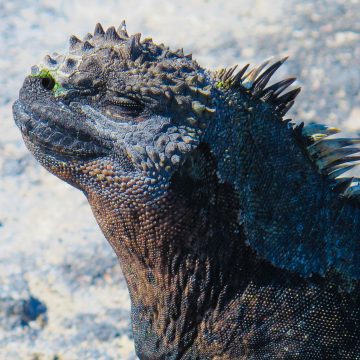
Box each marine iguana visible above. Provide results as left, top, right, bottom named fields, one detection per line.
left=13, top=22, right=360, bottom=359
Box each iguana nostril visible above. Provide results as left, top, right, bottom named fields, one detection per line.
left=41, top=76, right=55, bottom=90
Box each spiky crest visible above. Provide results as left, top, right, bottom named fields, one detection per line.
left=215, top=57, right=300, bottom=117
left=216, top=58, right=360, bottom=202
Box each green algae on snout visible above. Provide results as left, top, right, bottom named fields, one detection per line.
left=31, top=68, right=66, bottom=97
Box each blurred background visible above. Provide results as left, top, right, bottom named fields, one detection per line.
left=0, top=0, right=359, bottom=359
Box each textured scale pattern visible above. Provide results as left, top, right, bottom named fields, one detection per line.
left=13, top=22, right=360, bottom=359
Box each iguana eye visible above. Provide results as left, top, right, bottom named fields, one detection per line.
left=41, top=76, right=55, bottom=90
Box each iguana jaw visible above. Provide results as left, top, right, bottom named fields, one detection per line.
left=13, top=99, right=108, bottom=160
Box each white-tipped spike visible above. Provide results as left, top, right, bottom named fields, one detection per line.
left=307, top=138, right=360, bottom=157
left=343, top=182, right=360, bottom=198
left=117, top=20, right=129, bottom=38
left=310, top=134, right=328, bottom=142
left=328, top=163, right=358, bottom=179
left=302, top=124, right=340, bottom=138
left=316, top=148, right=360, bottom=170
left=242, top=58, right=273, bottom=89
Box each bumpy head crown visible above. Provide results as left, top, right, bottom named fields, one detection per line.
left=24, top=22, right=218, bottom=184
left=31, top=21, right=216, bottom=128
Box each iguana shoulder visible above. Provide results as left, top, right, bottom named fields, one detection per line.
left=205, top=58, right=360, bottom=281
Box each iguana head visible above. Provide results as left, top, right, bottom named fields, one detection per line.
left=13, top=22, right=216, bottom=199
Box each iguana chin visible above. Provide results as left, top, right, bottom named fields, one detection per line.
left=13, top=22, right=360, bottom=359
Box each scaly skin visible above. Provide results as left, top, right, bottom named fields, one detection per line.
left=13, top=22, right=360, bottom=359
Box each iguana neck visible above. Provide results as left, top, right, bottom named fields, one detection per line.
left=204, top=87, right=360, bottom=279
left=85, top=146, right=246, bottom=357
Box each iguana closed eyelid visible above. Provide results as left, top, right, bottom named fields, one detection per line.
left=110, top=95, right=142, bottom=107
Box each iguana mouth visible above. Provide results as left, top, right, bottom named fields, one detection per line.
left=13, top=99, right=107, bottom=158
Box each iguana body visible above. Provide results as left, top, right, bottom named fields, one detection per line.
left=13, top=22, right=360, bottom=359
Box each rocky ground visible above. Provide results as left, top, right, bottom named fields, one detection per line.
left=0, top=0, right=359, bottom=359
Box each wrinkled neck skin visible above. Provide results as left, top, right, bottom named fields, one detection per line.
left=84, top=146, right=246, bottom=359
